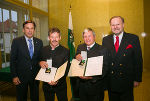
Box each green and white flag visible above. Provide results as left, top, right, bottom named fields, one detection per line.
left=68, top=11, right=75, bottom=62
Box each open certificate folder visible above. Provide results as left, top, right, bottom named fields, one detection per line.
left=68, top=56, right=103, bottom=77
left=35, top=61, right=68, bottom=82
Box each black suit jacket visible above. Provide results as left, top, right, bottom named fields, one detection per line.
left=10, top=36, right=43, bottom=83
left=76, top=43, right=111, bottom=94
left=102, top=32, right=143, bottom=92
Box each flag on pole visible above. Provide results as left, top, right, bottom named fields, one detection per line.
left=68, top=11, right=80, bottom=100
left=68, top=11, right=75, bottom=61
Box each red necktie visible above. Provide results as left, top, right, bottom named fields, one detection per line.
left=115, top=36, right=119, bottom=53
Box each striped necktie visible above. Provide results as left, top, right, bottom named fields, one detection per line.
left=28, top=39, right=33, bottom=58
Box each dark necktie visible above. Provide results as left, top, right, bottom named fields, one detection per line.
left=115, top=36, right=119, bottom=53
left=28, top=39, right=33, bottom=58
left=87, top=47, right=90, bottom=51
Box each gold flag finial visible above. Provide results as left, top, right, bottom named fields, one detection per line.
left=69, top=4, right=72, bottom=11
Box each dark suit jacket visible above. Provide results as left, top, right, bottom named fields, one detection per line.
left=76, top=43, right=111, bottom=95
left=10, top=36, right=43, bottom=83
left=102, top=32, right=143, bottom=92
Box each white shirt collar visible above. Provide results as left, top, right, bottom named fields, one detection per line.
left=24, top=35, right=34, bottom=51
left=113, top=32, right=124, bottom=45
left=50, top=44, right=60, bottom=50
left=24, top=35, right=33, bottom=41
left=114, top=32, right=123, bottom=38
left=87, top=42, right=95, bottom=49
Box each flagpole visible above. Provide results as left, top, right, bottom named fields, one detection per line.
left=69, top=4, right=72, bottom=11
left=68, top=4, right=80, bottom=101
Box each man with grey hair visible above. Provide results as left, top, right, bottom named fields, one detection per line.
left=76, top=28, right=110, bottom=101
left=102, top=16, right=143, bottom=101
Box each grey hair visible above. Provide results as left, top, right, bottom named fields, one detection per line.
left=82, top=28, right=95, bottom=37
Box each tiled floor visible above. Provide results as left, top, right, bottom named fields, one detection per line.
left=0, top=71, right=150, bottom=101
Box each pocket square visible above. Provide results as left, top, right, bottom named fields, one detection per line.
left=126, top=44, right=133, bottom=49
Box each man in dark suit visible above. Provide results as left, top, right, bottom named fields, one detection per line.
left=76, top=28, right=110, bottom=101
left=39, top=27, right=69, bottom=101
left=102, top=16, right=143, bottom=101
left=10, top=20, right=43, bottom=101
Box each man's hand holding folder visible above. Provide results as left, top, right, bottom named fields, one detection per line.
left=68, top=54, right=103, bottom=77
left=35, top=61, right=68, bottom=83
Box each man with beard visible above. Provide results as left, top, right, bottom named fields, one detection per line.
left=102, top=16, right=143, bottom=101
left=39, top=27, right=69, bottom=101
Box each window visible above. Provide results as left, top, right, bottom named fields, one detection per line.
left=18, top=0, right=29, bottom=4
left=0, top=3, right=29, bottom=68
left=0, top=0, right=48, bottom=68
left=33, top=17, right=40, bottom=38
left=32, top=0, right=48, bottom=12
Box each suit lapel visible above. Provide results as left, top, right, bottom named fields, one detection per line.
left=109, top=35, right=116, bottom=58
left=83, top=43, right=88, bottom=51
left=32, top=37, right=38, bottom=59
left=116, top=32, right=128, bottom=56
left=22, top=36, right=31, bottom=59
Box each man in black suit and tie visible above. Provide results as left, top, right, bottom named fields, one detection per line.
left=102, top=16, right=143, bottom=101
left=76, top=28, right=110, bottom=101
left=10, top=20, right=43, bottom=101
